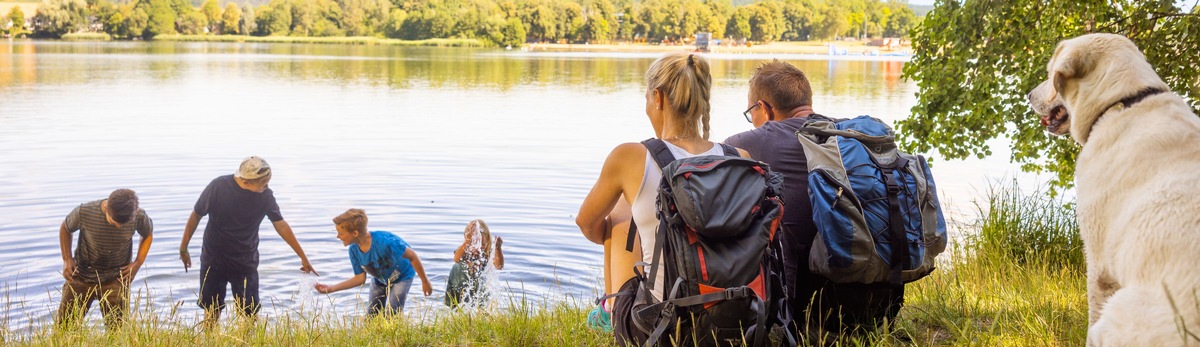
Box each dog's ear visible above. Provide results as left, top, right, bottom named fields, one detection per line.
left=1049, top=39, right=1088, bottom=98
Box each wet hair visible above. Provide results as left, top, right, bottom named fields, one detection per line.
left=333, top=208, right=368, bottom=234
left=107, top=189, right=138, bottom=225
left=645, top=52, right=713, bottom=140
left=465, top=219, right=492, bottom=254
left=749, top=60, right=813, bottom=111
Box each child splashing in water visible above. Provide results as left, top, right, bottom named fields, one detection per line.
left=444, top=219, right=504, bottom=308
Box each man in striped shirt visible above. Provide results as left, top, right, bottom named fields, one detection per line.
left=56, top=188, right=153, bottom=328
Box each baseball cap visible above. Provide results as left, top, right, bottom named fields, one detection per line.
left=236, top=156, right=272, bottom=180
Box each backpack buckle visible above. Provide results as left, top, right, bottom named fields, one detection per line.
left=725, top=287, right=753, bottom=300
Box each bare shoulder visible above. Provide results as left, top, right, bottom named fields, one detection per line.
left=734, top=147, right=753, bottom=159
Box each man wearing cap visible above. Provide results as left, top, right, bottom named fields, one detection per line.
left=179, top=156, right=318, bottom=328
left=56, top=188, right=153, bottom=329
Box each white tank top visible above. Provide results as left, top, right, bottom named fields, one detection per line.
left=631, top=141, right=727, bottom=300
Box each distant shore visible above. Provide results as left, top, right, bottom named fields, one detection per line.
left=525, top=40, right=911, bottom=57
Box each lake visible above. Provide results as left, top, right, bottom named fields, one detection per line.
left=0, top=40, right=1040, bottom=330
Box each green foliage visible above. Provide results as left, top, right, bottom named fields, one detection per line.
left=178, top=9, right=208, bottom=34
left=200, top=0, right=220, bottom=33
left=141, top=0, right=177, bottom=38
left=31, top=0, right=89, bottom=38
left=222, top=3, right=242, bottom=34
left=901, top=0, right=1200, bottom=189
left=5, top=6, right=27, bottom=37
left=240, top=3, right=255, bottom=35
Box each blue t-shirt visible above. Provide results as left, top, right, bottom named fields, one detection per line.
left=348, top=231, right=415, bottom=286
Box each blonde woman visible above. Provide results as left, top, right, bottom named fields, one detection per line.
left=444, top=219, right=504, bottom=308
left=576, top=52, right=750, bottom=335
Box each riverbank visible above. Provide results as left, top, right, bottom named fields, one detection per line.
left=526, top=40, right=908, bottom=56
left=152, top=34, right=486, bottom=47
left=1, top=183, right=1085, bottom=346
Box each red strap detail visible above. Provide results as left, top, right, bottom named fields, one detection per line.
left=698, top=284, right=723, bottom=310
left=768, top=197, right=783, bottom=240
left=685, top=225, right=698, bottom=244
left=748, top=270, right=766, bottom=300
left=683, top=172, right=692, bottom=180
left=753, top=166, right=765, bottom=175
left=697, top=245, right=709, bottom=282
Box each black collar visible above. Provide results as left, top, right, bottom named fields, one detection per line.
left=1087, top=87, right=1169, bottom=137
left=1113, top=87, right=1169, bottom=109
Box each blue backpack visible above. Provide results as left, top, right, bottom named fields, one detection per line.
left=795, top=116, right=947, bottom=284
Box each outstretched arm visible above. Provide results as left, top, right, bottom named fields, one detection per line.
left=403, top=248, right=433, bottom=296
left=273, top=220, right=318, bottom=276
left=314, top=273, right=366, bottom=294
left=180, top=211, right=201, bottom=272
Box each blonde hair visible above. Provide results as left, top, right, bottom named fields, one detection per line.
left=333, top=209, right=368, bottom=234
left=466, top=219, right=492, bottom=254
left=645, top=52, right=713, bottom=140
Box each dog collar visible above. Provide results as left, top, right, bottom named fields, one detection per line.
left=1088, top=87, right=1170, bottom=137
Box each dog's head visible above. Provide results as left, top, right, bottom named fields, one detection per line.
left=1026, top=33, right=1169, bottom=144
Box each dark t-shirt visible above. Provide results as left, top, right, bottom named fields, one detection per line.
left=194, top=175, right=283, bottom=269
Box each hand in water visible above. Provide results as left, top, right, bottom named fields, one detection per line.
left=314, top=283, right=332, bottom=294
left=422, top=280, right=433, bottom=296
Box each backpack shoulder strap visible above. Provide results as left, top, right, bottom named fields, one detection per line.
left=640, top=138, right=675, bottom=170
left=718, top=143, right=739, bottom=157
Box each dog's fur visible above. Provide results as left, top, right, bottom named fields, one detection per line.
left=1028, top=33, right=1200, bottom=346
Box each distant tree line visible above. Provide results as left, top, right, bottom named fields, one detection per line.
left=23, top=0, right=918, bottom=46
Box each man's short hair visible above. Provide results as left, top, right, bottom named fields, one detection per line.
left=333, top=209, right=368, bottom=234
left=749, top=60, right=813, bottom=112
left=107, top=189, right=138, bottom=224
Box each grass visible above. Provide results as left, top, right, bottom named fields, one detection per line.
left=0, top=181, right=1085, bottom=346
left=151, top=35, right=487, bottom=47
left=59, top=33, right=113, bottom=41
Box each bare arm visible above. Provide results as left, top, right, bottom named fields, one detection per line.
left=577, top=143, right=641, bottom=244
left=273, top=220, right=318, bottom=276
left=59, top=222, right=75, bottom=281
left=121, top=233, right=153, bottom=282
left=179, top=211, right=201, bottom=271
left=403, top=248, right=433, bottom=296
left=314, top=273, right=366, bottom=294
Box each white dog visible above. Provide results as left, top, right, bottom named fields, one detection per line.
left=1028, top=33, right=1200, bottom=346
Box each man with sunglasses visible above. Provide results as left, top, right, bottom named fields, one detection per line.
left=179, top=156, right=318, bottom=329
left=724, top=61, right=902, bottom=338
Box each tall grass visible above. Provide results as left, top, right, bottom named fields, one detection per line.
left=1, top=181, right=1085, bottom=346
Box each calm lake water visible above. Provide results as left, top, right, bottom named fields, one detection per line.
left=0, top=40, right=1039, bottom=330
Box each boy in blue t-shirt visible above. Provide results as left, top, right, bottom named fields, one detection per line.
left=314, top=209, right=432, bottom=315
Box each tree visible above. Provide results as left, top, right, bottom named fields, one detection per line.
left=126, top=7, right=148, bottom=37
left=178, top=9, right=208, bottom=34
left=200, top=0, right=221, bottom=33
left=31, top=0, right=89, bottom=37
left=6, top=6, right=27, bottom=37
left=222, top=3, right=242, bottom=34
left=725, top=6, right=750, bottom=40
left=142, top=0, right=177, bottom=38
left=901, top=0, right=1200, bottom=188
left=240, top=3, right=255, bottom=36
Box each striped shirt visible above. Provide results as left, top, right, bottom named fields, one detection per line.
left=63, top=199, right=153, bottom=283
